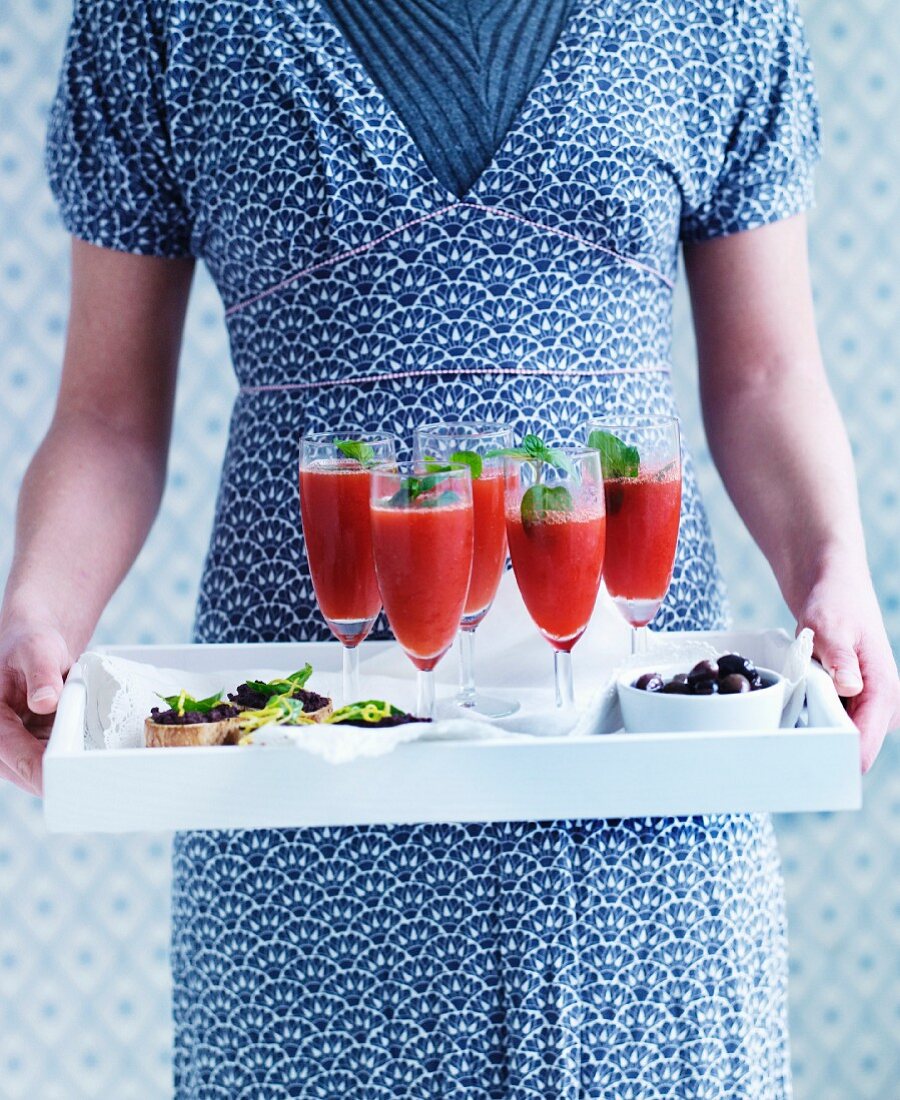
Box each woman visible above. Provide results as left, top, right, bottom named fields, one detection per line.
left=2, top=0, right=898, bottom=1095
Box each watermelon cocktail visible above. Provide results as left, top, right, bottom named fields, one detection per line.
left=586, top=417, right=682, bottom=651
left=502, top=437, right=606, bottom=708
left=299, top=431, right=399, bottom=701
left=413, top=423, right=516, bottom=717
left=370, top=463, right=474, bottom=719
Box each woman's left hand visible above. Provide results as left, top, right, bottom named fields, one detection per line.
left=797, top=564, right=900, bottom=773
left=684, top=220, right=899, bottom=773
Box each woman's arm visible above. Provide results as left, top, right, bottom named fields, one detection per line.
left=0, top=239, right=194, bottom=793
left=684, top=215, right=899, bottom=771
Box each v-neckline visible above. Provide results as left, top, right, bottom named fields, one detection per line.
left=312, top=0, right=586, bottom=204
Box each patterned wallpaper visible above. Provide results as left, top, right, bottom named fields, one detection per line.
left=0, top=0, right=897, bottom=1096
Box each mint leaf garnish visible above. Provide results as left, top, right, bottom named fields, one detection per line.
left=522, top=434, right=554, bottom=463
left=388, top=486, right=412, bottom=506
left=422, top=455, right=452, bottom=474
left=548, top=448, right=575, bottom=478
left=588, top=430, right=640, bottom=479
left=488, top=434, right=570, bottom=472
left=244, top=665, right=313, bottom=699
left=520, top=484, right=574, bottom=530
left=388, top=474, right=448, bottom=507
left=334, top=438, right=376, bottom=466
left=161, top=689, right=225, bottom=715
left=423, top=450, right=484, bottom=479
left=449, top=450, right=483, bottom=479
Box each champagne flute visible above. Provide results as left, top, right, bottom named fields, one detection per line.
left=584, top=416, right=682, bottom=654
left=299, top=430, right=399, bottom=702
left=369, top=462, right=474, bottom=719
left=504, top=441, right=606, bottom=708
left=413, top=422, right=518, bottom=718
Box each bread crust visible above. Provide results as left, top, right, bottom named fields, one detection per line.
left=145, top=694, right=333, bottom=746
left=144, top=716, right=242, bottom=748
left=304, top=700, right=333, bottom=723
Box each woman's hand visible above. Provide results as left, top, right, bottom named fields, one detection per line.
left=0, top=616, right=72, bottom=796
left=685, top=218, right=898, bottom=772
left=797, top=564, right=900, bottom=773
left=0, top=242, right=193, bottom=797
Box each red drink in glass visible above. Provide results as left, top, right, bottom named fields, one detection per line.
left=412, top=422, right=516, bottom=718
left=503, top=443, right=606, bottom=708
left=465, top=471, right=507, bottom=623
left=506, top=507, right=606, bottom=651
left=299, top=462, right=382, bottom=644
left=299, top=430, right=399, bottom=703
left=370, top=463, right=474, bottom=718
left=584, top=416, right=682, bottom=649
left=603, top=474, right=681, bottom=620
left=371, top=501, right=473, bottom=670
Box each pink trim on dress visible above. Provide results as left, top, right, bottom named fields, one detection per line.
left=239, top=364, right=671, bottom=395
left=224, top=204, right=459, bottom=317
left=225, top=201, right=674, bottom=317
left=459, top=202, right=676, bottom=289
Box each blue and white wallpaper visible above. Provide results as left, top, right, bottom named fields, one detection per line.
left=0, top=0, right=898, bottom=1096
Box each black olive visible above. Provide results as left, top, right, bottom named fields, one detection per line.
left=661, top=679, right=691, bottom=695
left=719, top=673, right=751, bottom=695
left=687, top=659, right=719, bottom=686
left=692, top=680, right=719, bottom=696
left=717, top=653, right=756, bottom=678
left=671, top=673, right=689, bottom=685
left=633, top=672, right=665, bottom=692
left=749, top=672, right=764, bottom=690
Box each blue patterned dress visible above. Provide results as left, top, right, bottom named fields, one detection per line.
left=47, top=1, right=820, bottom=1096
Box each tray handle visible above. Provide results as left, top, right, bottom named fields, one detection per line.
left=45, top=661, right=87, bottom=758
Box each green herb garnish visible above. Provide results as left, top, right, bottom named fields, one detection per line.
left=449, top=450, right=483, bottom=479
left=389, top=476, right=461, bottom=508
left=588, top=429, right=640, bottom=479
left=389, top=474, right=439, bottom=506
left=328, top=700, right=406, bottom=724
left=488, top=433, right=573, bottom=476
left=239, top=695, right=317, bottom=737
left=423, top=450, right=484, bottom=479
left=334, top=438, right=376, bottom=466
left=243, top=665, right=313, bottom=699
left=487, top=433, right=575, bottom=528
left=160, top=689, right=226, bottom=717
left=520, top=484, right=574, bottom=530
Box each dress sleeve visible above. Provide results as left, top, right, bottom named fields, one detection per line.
left=679, top=0, right=821, bottom=242
left=45, top=0, right=193, bottom=257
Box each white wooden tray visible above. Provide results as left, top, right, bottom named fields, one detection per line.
left=43, top=632, right=861, bottom=833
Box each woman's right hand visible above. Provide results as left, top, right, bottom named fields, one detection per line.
left=0, top=617, right=72, bottom=796
left=0, top=243, right=193, bottom=797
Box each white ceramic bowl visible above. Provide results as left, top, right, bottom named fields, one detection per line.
left=616, top=662, right=786, bottom=733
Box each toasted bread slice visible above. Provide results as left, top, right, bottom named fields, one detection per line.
left=304, top=699, right=333, bottom=723
left=228, top=682, right=334, bottom=724
left=144, top=715, right=242, bottom=748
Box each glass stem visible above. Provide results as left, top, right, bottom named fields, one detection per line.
left=416, top=668, right=436, bottom=720
left=342, top=644, right=360, bottom=705
left=631, top=625, right=650, bottom=656
left=458, top=628, right=477, bottom=708
left=554, top=649, right=575, bottom=709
